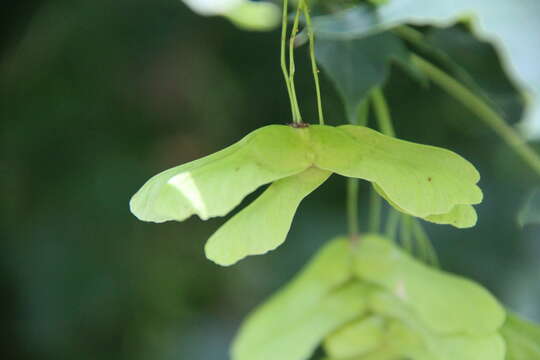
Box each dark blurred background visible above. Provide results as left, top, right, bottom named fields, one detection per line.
left=1, top=1, right=539, bottom=359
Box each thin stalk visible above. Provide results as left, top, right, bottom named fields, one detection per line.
left=347, top=178, right=360, bottom=242
left=370, top=88, right=397, bottom=236
left=356, top=99, right=370, bottom=126
left=302, top=1, right=325, bottom=125
left=400, top=214, right=414, bottom=253
left=280, top=0, right=296, bottom=122
left=345, top=69, right=369, bottom=242
left=412, top=54, right=540, bottom=177
left=393, top=25, right=429, bottom=52
left=385, top=209, right=400, bottom=241
left=289, top=1, right=303, bottom=123
left=371, top=87, right=396, bottom=137
left=368, top=188, right=381, bottom=233
left=412, top=219, right=439, bottom=267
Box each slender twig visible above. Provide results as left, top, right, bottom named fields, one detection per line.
left=371, top=87, right=396, bottom=137
left=393, top=26, right=429, bottom=52
left=346, top=81, right=372, bottom=241
left=302, top=1, right=325, bottom=125
left=385, top=209, right=400, bottom=241
left=356, top=99, right=370, bottom=126
left=347, top=178, right=360, bottom=242
left=400, top=214, right=414, bottom=253
left=371, top=87, right=440, bottom=262
left=288, top=1, right=303, bottom=123
left=412, top=54, right=540, bottom=177
left=280, top=0, right=296, bottom=122
left=368, top=188, right=382, bottom=233
left=412, top=219, right=439, bottom=267
left=369, top=88, right=395, bottom=235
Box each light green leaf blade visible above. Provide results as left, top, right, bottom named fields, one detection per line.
left=312, top=0, right=540, bottom=137
left=518, top=188, right=540, bottom=227
left=182, top=0, right=280, bottom=31
left=130, top=125, right=311, bottom=223
left=324, top=316, right=386, bottom=359
left=424, top=26, right=525, bottom=125
left=224, top=1, right=280, bottom=31
left=232, top=238, right=366, bottom=360
left=501, top=312, right=540, bottom=360
left=205, top=168, right=331, bottom=266
left=354, top=234, right=505, bottom=335
left=315, top=33, right=418, bottom=123
left=311, top=125, right=482, bottom=218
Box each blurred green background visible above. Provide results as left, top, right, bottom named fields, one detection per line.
left=2, top=1, right=539, bottom=359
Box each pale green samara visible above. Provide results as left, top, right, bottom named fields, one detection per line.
left=130, top=124, right=482, bottom=265
left=231, top=235, right=506, bottom=360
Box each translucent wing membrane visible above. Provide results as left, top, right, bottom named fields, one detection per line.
left=373, top=183, right=478, bottom=228
left=310, top=125, right=482, bottom=218
left=132, top=124, right=482, bottom=225
left=233, top=236, right=506, bottom=360
left=354, top=235, right=505, bottom=336
left=131, top=124, right=484, bottom=265
left=501, top=313, right=540, bottom=359
left=232, top=239, right=366, bottom=360
left=205, top=168, right=331, bottom=266
left=323, top=316, right=386, bottom=359
left=365, top=292, right=505, bottom=360
left=130, top=125, right=311, bottom=222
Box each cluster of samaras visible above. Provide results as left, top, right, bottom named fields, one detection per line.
left=232, top=235, right=509, bottom=360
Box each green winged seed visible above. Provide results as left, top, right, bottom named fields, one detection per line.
left=373, top=183, right=477, bottom=228
left=233, top=283, right=369, bottom=360
left=354, top=234, right=505, bottom=336
left=385, top=321, right=505, bottom=360
left=130, top=125, right=312, bottom=222
left=324, top=315, right=386, bottom=359
left=366, top=291, right=505, bottom=360
left=318, top=125, right=482, bottom=218
left=425, top=204, right=478, bottom=228
left=501, top=313, right=540, bottom=359
left=231, top=238, right=367, bottom=360
left=131, top=124, right=481, bottom=224
left=131, top=124, right=483, bottom=264
left=205, top=168, right=331, bottom=266
left=323, top=291, right=504, bottom=360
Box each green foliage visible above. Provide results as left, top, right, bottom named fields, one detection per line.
left=314, top=33, right=416, bottom=123
left=6, top=0, right=540, bottom=358
left=422, top=26, right=525, bottom=124
left=311, top=0, right=540, bottom=136
left=127, top=0, right=540, bottom=357
left=131, top=124, right=482, bottom=264
left=181, top=0, right=280, bottom=31
left=224, top=1, right=281, bottom=31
